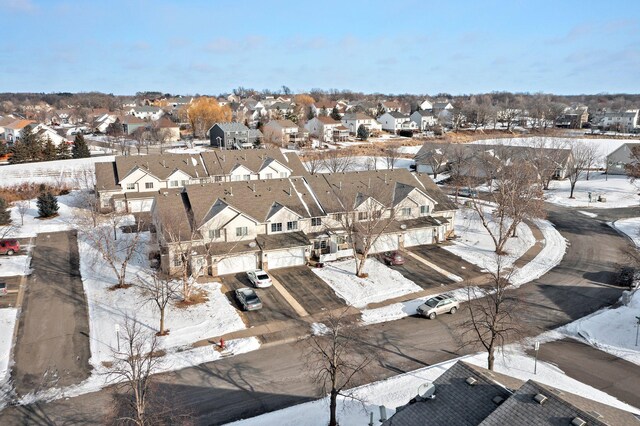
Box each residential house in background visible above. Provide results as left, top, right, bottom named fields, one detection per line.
left=379, top=100, right=404, bottom=113
left=119, top=115, right=147, bottom=135
left=263, top=119, right=308, bottom=147
left=432, top=101, right=454, bottom=114
left=128, top=105, right=164, bottom=121
left=305, top=116, right=349, bottom=142
left=311, top=100, right=345, bottom=117
left=3, top=120, right=36, bottom=143
left=418, top=99, right=434, bottom=111
left=378, top=111, right=417, bottom=133
left=382, top=360, right=639, bottom=426
left=410, top=110, right=438, bottom=130
left=341, top=112, right=382, bottom=135
left=606, top=142, right=640, bottom=175
left=94, top=148, right=305, bottom=212
left=557, top=105, right=589, bottom=128
left=155, top=117, right=181, bottom=142
left=209, top=122, right=252, bottom=149
left=599, top=110, right=640, bottom=133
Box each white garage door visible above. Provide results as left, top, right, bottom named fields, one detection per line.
left=267, top=247, right=307, bottom=270
left=370, top=234, right=399, bottom=254
left=404, top=228, right=433, bottom=247
left=217, top=253, right=257, bottom=275
left=127, top=198, right=154, bottom=213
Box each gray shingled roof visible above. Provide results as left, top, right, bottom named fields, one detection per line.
left=386, top=111, right=408, bottom=119
left=114, top=153, right=208, bottom=182
left=211, top=122, right=249, bottom=132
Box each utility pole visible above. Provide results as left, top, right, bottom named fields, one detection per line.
left=534, top=341, right=540, bottom=374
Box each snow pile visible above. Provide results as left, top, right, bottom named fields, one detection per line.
left=228, top=346, right=638, bottom=426
left=555, top=218, right=640, bottom=365
left=578, top=210, right=597, bottom=218
left=0, top=309, right=18, bottom=384
left=443, top=206, right=535, bottom=274
left=313, top=259, right=422, bottom=308
left=397, top=145, right=422, bottom=155
left=545, top=174, right=639, bottom=209
left=0, top=255, right=32, bottom=277
left=509, top=219, right=567, bottom=288
left=311, top=322, right=330, bottom=336
left=0, top=156, right=114, bottom=187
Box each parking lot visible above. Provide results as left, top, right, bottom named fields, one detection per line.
left=408, top=244, right=485, bottom=281
left=382, top=253, right=451, bottom=289
left=270, top=266, right=346, bottom=315
left=219, top=272, right=299, bottom=325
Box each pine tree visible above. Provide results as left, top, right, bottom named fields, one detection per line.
left=36, top=191, right=59, bottom=218
left=0, top=197, right=11, bottom=226
left=306, top=106, right=315, bottom=120
left=357, top=124, right=369, bottom=141
left=330, top=107, right=341, bottom=121
left=21, top=125, right=43, bottom=162
left=72, top=134, right=90, bottom=158
left=43, top=137, right=57, bottom=161
left=57, top=141, right=71, bottom=159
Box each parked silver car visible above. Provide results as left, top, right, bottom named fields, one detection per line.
left=235, top=287, right=263, bottom=311
left=417, top=294, right=459, bottom=319
left=247, top=269, right=273, bottom=288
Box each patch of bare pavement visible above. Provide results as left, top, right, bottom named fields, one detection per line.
left=12, top=230, right=91, bottom=397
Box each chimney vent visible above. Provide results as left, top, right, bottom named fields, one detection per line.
left=533, top=394, right=547, bottom=405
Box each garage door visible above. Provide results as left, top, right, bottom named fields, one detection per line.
left=404, top=228, right=433, bottom=247
left=127, top=198, right=154, bottom=213
left=267, top=247, right=307, bottom=270
left=370, top=234, right=399, bottom=254
left=217, top=253, right=257, bottom=275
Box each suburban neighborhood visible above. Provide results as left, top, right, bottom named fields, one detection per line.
left=1, top=1, right=640, bottom=425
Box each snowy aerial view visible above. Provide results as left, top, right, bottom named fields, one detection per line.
left=1, top=1, right=640, bottom=425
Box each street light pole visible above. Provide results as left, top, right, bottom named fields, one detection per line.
left=534, top=341, right=540, bottom=374
left=635, top=316, right=640, bottom=347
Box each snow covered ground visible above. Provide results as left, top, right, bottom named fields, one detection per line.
left=313, top=259, right=422, bottom=308
left=227, top=346, right=638, bottom=426
left=7, top=194, right=76, bottom=238
left=443, top=205, right=535, bottom=274
left=397, top=145, right=422, bottom=155
left=308, top=156, right=415, bottom=173
left=0, top=156, right=114, bottom=187
left=545, top=174, right=639, bottom=208
left=0, top=309, right=18, bottom=385
left=0, top=255, right=32, bottom=277
left=553, top=217, right=640, bottom=366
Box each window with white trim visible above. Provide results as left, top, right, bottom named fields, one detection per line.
left=358, top=212, right=368, bottom=221
left=209, top=229, right=221, bottom=239
left=265, top=173, right=273, bottom=179
left=311, top=217, right=322, bottom=227
left=287, top=221, right=298, bottom=231
left=271, top=223, right=282, bottom=232
left=126, top=183, right=135, bottom=190
left=145, top=182, right=154, bottom=189
left=401, top=207, right=412, bottom=217
left=170, top=180, right=179, bottom=187
left=421, top=205, right=430, bottom=215
left=236, top=226, right=248, bottom=237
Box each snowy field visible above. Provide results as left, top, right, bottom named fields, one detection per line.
left=6, top=194, right=79, bottom=238
left=397, top=145, right=422, bottom=155
left=443, top=205, right=536, bottom=274
left=308, top=155, right=415, bottom=173
left=0, top=255, right=32, bottom=277
left=470, top=136, right=632, bottom=168
left=0, top=309, right=18, bottom=385
left=0, top=156, right=114, bottom=187
left=313, top=259, right=422, bottom=308
left=228, top=346, right=638, bottom=426
left=545, top=174, right=639, bottom=208
left=554, top=217, right=640, bottom=365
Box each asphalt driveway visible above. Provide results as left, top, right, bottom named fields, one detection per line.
left=219, top=272, right=298, bottom=326
left=269, top=266, right=346, bottom=315
left=383, top=253, right=452, bottom=289
left=408, top=244, right=485, bottom=281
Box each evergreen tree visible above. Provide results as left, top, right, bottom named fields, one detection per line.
left=306, top=106, right=315, bottom=120
left=36, top=191, right=59, bottom=218
left=357, top=124, right=369, bottom=141
left=0, top=197, right=11, bottom=226
left=9, top=141, right=28, bottom=164
left=42, top=137, right=57, bottom=161
left=21, top=125, right=43, bottom=162
left=0, top=141, right=7, bottom=157
left=330, top=107, right=341, bottom=121
left=72, top=134, right=90, bottom=158
left=57, top=141, right=71, bottom=159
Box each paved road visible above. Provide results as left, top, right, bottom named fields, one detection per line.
left=2, top=206, right=637, bottom=424
left=531, top=339, right=640, bottom=408
left=11, top=231, right=91, bottom=396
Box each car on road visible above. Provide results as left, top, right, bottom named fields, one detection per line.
left=0, top=283, right=6, bottom=297
left=458, top=187, right=478, bottom=198
left=235, top=287, right=263, bottom=311
left=381, top=251, right=405, bottom=266
left=0, top=239, right=19, bottom=256
left=247, top=269, right=273, bottom=288
left=417, top=293, right=459, bottom=319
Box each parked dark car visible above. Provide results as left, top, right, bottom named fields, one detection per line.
left=235, top=287, right=263, bottom=311
left=381, top=251, right=405, bottom=266
left=0, top=239, right=19, bottom=256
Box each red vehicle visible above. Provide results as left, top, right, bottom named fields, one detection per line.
left=0, top=239, right=19, bottom=256
left=381, top=251, right=405, bottom=266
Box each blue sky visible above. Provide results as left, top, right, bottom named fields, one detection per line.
left=1, top=0, right=639, bottom=95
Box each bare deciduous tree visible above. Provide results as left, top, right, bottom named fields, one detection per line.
left=304, top=152, right=325, bottom=174
left=624, top=145, right=640, bottom=183
left=459, top=256, right=523, bottom=370
left=567, top=141, right=599, bottom=198
left=416, top=142, right=451, bottom=180
left=109, top=316, right=159, bottom=425
left=136, top=273, right=180, bottom=336
left=323, top=149, right=355, bottom=173
left=528, top=138, right=570, bottom=190
left=304, top=309, right=373, bottom=426
left=16, top=200, right=29, bottom=226
left=383, top=143, right=400, bottom=170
